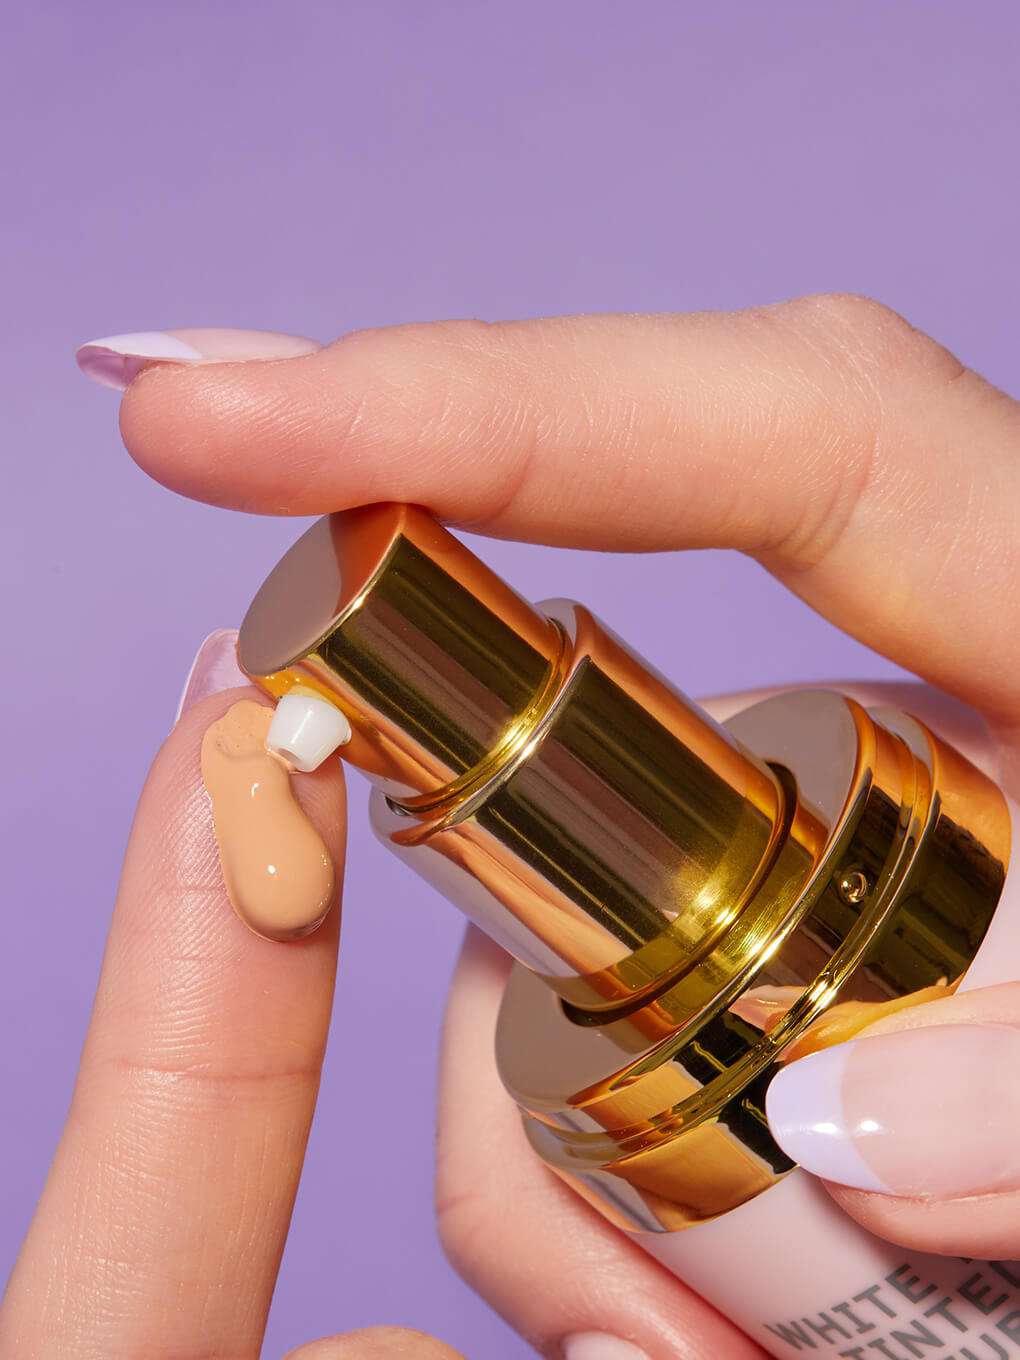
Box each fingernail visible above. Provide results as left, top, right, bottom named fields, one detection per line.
left=176, top=629, right=249, bottom=723
left=76, top=327, right=322, bottom=390
left=562, top=1333, right=651, bottom=1360
left=765, top=1022, right=1020, bottom=1198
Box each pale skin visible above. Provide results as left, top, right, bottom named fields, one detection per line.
left=5, top=294, right=1020, bottom=1357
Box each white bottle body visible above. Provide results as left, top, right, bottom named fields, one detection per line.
left=639, top=1177, right=1020, bottom=1359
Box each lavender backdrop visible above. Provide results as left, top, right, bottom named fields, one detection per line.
left=3, top=4, right=1018, bottom=1356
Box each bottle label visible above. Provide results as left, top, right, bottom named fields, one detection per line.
left=764, top=1259, right=1020, bottom=1359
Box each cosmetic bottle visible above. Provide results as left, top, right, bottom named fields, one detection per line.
left=239, top=503, right=1019, bottom=1360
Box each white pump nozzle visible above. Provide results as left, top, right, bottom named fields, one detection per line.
left=266, top=691, right=352, bottom=772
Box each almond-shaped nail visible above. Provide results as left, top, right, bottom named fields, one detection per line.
left=176, top=628, right=250, bottom=723
left=76, top=327, right=322, bottom=390
left=765, top=1022, right=1020, bottom=1198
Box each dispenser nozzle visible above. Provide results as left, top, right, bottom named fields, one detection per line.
left=266, top=689, right=352, bottom=772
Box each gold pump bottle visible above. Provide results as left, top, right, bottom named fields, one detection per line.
left=239, top=503, right=1019, bottom=1359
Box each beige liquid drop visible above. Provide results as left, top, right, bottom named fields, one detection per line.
left=201, top=700, right=336, bottom=942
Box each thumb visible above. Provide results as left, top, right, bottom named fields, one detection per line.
left=766, top=980, right=1020, bottom=1259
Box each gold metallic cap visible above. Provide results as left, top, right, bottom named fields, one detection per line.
left=239, top=504, right=563, bottom=799
left=497, top=690, right=1010, bottom=1229
left=240, top=504, right=1009, bottom=1229
left=240, top=505, right=799, bottom=1012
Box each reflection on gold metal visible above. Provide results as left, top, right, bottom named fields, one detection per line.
left=731, top=979, right=959, bottom=1062
left=498, top=694, right=1009, bottom=1229
left=239, top=504, right=1011, bottom=1234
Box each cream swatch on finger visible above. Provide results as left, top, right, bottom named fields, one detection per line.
left=201, top=700, right=335, bottom=941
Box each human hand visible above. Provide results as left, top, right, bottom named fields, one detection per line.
left=66, top=297, right=1020, bottom=1358
left=0, top=622, right=463, bottom=1359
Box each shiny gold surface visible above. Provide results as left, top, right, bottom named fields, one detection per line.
left=379, top=599, right=790, bottom=1009
left=239, top=504, right=1011, bottom=1232
left=240, top=504, right=563, bottom=798
left=497, top=691, right=1009, bottom=1230
left=242, top=506, right=802, bottom=1011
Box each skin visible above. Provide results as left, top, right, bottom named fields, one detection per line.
left=5, top=293, right=1020, bottom=1357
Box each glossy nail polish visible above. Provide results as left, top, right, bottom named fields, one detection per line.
left=176, top=628, right=250, bottom=721
left=562, top=1334, right=651, bottom=1360
left=76, top=328, right=321, bottom=390
left=766, top=1022, right=1020, bottom=1199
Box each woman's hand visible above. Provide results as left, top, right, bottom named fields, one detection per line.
left=0, top=625, right=465, bottom=1359
left=38, top=296, right=1020, bottom=1359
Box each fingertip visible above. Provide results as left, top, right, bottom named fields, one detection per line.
left=117, top=348, right=334, bottom=513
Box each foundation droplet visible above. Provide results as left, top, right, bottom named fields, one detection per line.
left=201, top=700, right=336, bottom=941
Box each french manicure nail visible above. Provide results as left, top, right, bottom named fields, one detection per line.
left=176, top=629, right=250, bottom=723
left=562, top=1333, right=651, bottom=1360
left=76, top=327, right=322, bottom=390
left=765, top=1022, right=1020, bottom=1198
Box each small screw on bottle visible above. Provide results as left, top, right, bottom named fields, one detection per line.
left=837, top=869, right=870, bottom=905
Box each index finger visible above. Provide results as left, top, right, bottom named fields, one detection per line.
left=113, top=296, right=1020, bottom=722
left=0, top=636, right=346, bottom=1358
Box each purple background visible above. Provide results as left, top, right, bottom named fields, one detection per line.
left=3, top=4, right=1019, bottom=1356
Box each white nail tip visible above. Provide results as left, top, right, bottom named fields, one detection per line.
left=765, top=1045, right=891, bottom=1194
left=76, top=332, right=204, bottom=388
left=82, top=332, right=205, bottom=359
left=562, top=1334, right=652, bottom=1360
left=175, top=640, right=208, bottom=725
left=266, top=692, right=352, bottom=773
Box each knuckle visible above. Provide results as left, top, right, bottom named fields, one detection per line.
left=782, top=292, right=965, bottom=392
left=801, top=291, right=916, bottom=344
left=747, top=293, right=975, bottom=570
